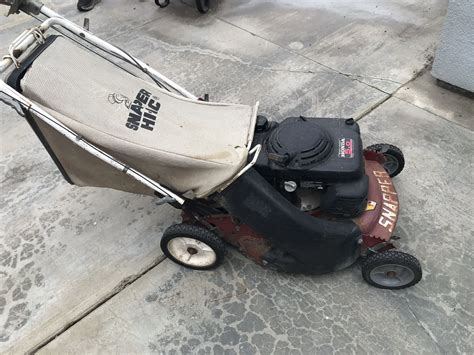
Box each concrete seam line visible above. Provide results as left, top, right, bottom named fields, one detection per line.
left=355, top=61, right=436, bottom=122
left=214, top=14, right=440, bottom=108
left=28, top=255, right=168, bottom=354
left=214, top=16, right=392, bottom=95
left=403, top=296, right=448, bottom=354
left=353, top=95, right=392, bottom=121
left=392, top=96, right=474, bottom=133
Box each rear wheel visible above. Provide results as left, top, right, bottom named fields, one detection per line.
left=155, top=0, right=170, bottom=8
left=366, top=143, right=405, bottom=177
left=361, top=251, right=422, bottom=289
left=77, top=0, right=100, bottom=11
left=161, top=224, right=226, bottom=270
left=196, top=0, right=210, bottom=13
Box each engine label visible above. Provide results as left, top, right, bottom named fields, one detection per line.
left=338, top=138, right=354, bottom=158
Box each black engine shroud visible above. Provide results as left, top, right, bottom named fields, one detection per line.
left=252, top=116, right=368, bottom=217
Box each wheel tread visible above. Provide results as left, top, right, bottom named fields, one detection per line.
left=365, top=143, right=405, bottom=177
left=361, top=250, right=422, bottom=289
left=161, top=224, right=226, bottom=270
left=195, top=0, right=210, bottom=13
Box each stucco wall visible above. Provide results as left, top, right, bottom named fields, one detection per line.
left=432, top=0, right=474, bottom=92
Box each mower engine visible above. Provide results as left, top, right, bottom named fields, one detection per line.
left=252, top=116, right=368, bottom=217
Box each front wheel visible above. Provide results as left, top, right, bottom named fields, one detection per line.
left=365, top=143, right=405, bottom=177
left=195, top=0, right=210, bottom=13
left=361, top=251, right=422, bottom=289
left=161, top=224, right=226, bottom=270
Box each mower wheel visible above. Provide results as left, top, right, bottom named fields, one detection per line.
left=366, top=143, right=405, bottom=177
left=361, top=251, right=422, bottom=289
left=155, top=0, right=170, bottom=8
left=161, top=224, right=226, bottom=270
left=196, top=0, right=210, bottom=13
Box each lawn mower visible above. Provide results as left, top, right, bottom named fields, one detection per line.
left=155, top=0, right=210, bottom=14
left=0, top=0, right=422, bottom=289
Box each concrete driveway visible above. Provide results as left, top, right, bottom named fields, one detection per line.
left=1, top=0, right=472, bottom=353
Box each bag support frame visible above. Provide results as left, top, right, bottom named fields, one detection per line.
left=0, top=4, right=261, bottom=205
